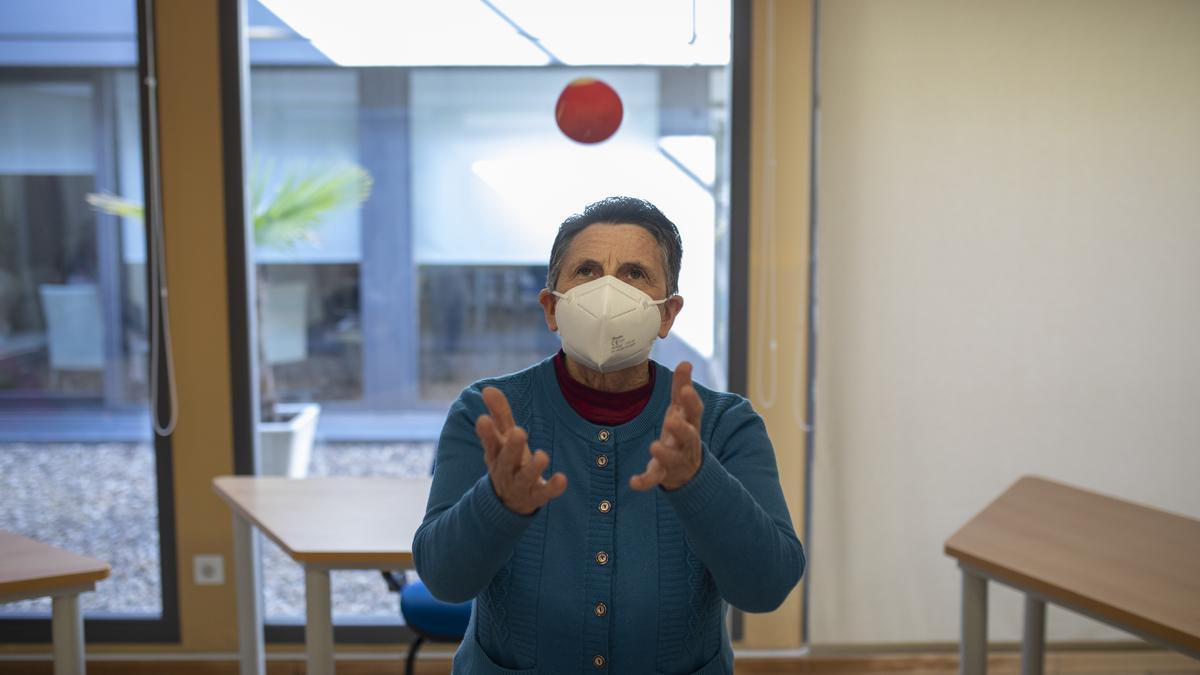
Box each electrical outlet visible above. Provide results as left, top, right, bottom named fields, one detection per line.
left=193, top=554, right=225, bottom=586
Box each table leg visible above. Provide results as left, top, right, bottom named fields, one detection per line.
left=1022, top=595, right=1046, bottom=675
left=51, top=593, right=84, bottom=675
left=232, top=514, right=265, bottom=675
left=961, top=568, right=988, bottom=675
left=305, top=565, right=335, bottom=675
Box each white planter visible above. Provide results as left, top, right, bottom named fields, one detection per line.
left=259, top=403, right=320, bottom=477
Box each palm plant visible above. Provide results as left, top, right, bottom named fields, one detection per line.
left=88, top=161, right=372, bottom=251
left=88, top=161, right=373, bottom=421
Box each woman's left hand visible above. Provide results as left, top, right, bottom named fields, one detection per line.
left=630, top=361, right=705, bottom=492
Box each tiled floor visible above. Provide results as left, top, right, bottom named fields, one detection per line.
left=0, top=648, right=1195, bottom=675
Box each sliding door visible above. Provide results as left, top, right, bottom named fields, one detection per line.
left=0, top=0, right=177, bottom=641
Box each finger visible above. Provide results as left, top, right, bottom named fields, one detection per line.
left=659, top=410, right=692, bottom=449
left=670, top=361, right=693, bottom=405
left=660, top=419, right=678, bottom=448
left=533, top=472, right=568, bottom=505
left=498, top=426, right=529, bottom=477
left=630, top=458, right=666, bottom=491
left=678, top=383, right=704, bottom=428
left=650, top=436, right=686, bottom=465
left=629, top=453, right=667, bottom=491
left=481, top=387, right=516, bottom=435
left=518, top=449, right=551, bottom=486
left=661, top=412, right=698, bottom=449
left=475, top=414, right=502, bottom=467
left=658, top=397, right=683, bottom=444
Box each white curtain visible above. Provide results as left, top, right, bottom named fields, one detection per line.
left=811, top=0, right=1200, bottom=644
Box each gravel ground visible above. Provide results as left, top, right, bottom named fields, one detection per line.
left=0, top=441, right=434, bottom=620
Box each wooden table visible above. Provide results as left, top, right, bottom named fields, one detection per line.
left=945, top=476, right=1200, bottom=675
left=213, top=476, right=433, bottom=675
left=0, top=530, right=110, bottom=675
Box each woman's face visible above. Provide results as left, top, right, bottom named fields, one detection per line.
left=539, top=222, right=684, bottom=338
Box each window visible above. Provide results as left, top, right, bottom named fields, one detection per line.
left=0, top=0, right=176, bottom=639
left=244, top=0, right=733, bottom=624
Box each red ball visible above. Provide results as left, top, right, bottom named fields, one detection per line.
left=555, top=77, right=623, bottom=144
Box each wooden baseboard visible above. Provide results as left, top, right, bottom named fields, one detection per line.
left=0, top=664, right=415, bottom=675
left=0, top=650, right=1196, bottom=675
left=735, top=650, right=1200, bottom=674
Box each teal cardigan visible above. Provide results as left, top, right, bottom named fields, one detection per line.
left=413, top=356, right=805, bottom=675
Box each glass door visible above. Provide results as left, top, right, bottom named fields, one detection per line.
left=0, top=0, right=177, bottom=640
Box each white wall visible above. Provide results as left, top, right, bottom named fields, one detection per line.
left=811, top=0, right=1200, bottom=644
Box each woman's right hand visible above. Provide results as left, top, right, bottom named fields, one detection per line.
left=475, top=387, right=568, bottom=515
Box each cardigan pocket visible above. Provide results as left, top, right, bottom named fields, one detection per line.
left=656, top=496, right=723, bottom=674
left=459, top=632, right=538, bottom=675
left=657, top=648, right=729, bottom=675
left=472, top=629, right=540, bottom=672
left=474, top=562, right=538, bottom=671
left=474, top=508, right=546, bottom=673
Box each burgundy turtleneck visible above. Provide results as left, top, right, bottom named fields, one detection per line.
left=553, top=350, right=655, bottom=426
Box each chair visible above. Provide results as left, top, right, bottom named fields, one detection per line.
left=381, top=570, right=472, bottom=675
left=261, top=280, right=308, bottom=365
left=38, top=284, right=105, bottom=385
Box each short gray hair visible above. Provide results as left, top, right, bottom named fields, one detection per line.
left=546, top=196, right=683, bottom=295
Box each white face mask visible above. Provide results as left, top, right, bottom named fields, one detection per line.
left=552, top=275, right=669, bottom=374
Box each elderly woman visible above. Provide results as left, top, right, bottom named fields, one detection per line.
left=413, top=196, right=804, bottom=675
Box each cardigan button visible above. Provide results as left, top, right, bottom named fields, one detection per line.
left=596, top=551, right=609, bottom=565
left=596, top=454, right=609, bottom=468
left=593, top=655, right=606, bottom=668
left=597, top=429, right=611, bottom=442
left=598, top=500, right=612, bottom=514
left=594, top=601, right=607, bottom=617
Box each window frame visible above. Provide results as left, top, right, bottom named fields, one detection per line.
left=0, top=0, right=181, bottom=644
